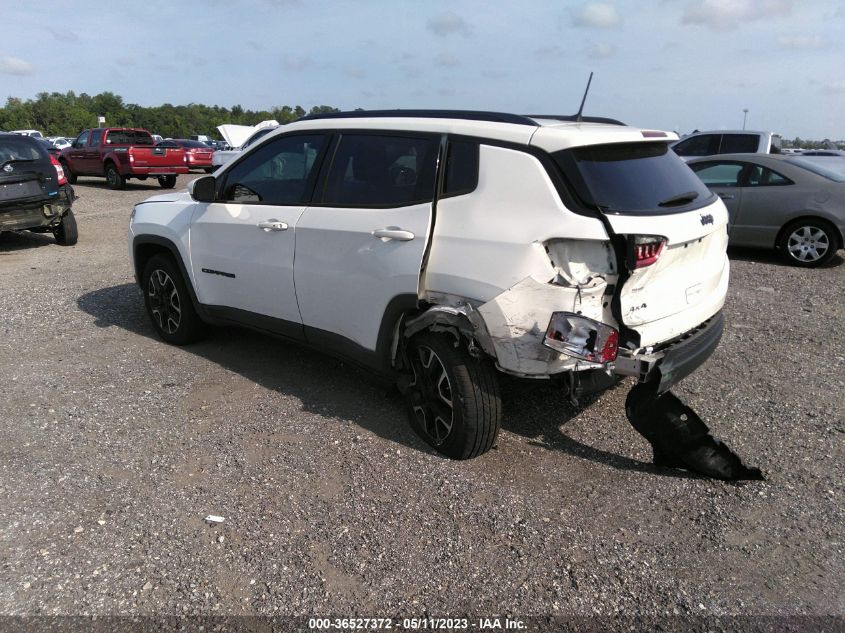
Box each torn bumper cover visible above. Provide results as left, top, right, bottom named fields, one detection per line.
left=613, top=311, right=724, bottom=394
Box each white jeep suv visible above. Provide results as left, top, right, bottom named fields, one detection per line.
left=129, top=110, right=730, bottom=460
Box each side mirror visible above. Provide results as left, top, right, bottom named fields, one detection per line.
left=188, top=175, right=216, bottom=203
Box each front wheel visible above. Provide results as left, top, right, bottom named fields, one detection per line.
left=53, top=210, right=78, bottom=246
left=404, top=333, right=501, bottom=459
left=779, top=219, right=839, bottom=267
left=105, top=164, right=125, bottom=190
left=158, top=175, right=177, bottom=189
left=141, top=254, right=205, bottom=345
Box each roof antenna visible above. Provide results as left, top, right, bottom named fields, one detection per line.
left=575, top=71, right=594, bottom=123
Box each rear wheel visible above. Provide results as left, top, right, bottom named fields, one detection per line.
left=105, top=163, right=125, bottom=190
left=779, top=218, right=839, bottom=267
left=158, top=175, right=177, bottom=189
left=141, top=254, right=204, bottom=345
left=53, top=210, right=78, bottom=246
left=60, top=160, right=77, bottom=184
left=404, top=333, right=501, bottom=459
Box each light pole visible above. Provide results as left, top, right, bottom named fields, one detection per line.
left=742, top=109, right=749, bottom=130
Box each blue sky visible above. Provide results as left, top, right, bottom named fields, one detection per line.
left=1, top=0, right=843, bottom=139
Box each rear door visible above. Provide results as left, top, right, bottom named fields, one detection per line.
left=554, top=141, right=729, bottom=347
left=294, top=132, right=439, bottom=354
left=189, top=133, right=329, bottom=333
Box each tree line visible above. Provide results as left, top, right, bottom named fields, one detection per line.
left=0, top=91, right=340, bottom=139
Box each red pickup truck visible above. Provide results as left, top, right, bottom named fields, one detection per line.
left=60, top=128, right=189, bottom=190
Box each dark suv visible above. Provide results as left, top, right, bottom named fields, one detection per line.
left=0, top=133, right=77, bottom=245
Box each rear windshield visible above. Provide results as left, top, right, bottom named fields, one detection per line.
left=788, top=158, right=845, bottom=182
left=553, top=142, right=714, bottom=215
left=177, top=140, right=211, bottom=148
left=0, top=136, right=48, bottom=165
left=105, top=130, right=154, bottom=146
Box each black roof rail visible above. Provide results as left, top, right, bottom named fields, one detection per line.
left=524, top=114, right=626, bottom=126
left=297, top=109, right=540, bottom=126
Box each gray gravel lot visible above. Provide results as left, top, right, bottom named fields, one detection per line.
left=0, top=175, right=843, bottom=625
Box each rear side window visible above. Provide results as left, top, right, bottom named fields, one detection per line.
left=720, top=134, right=759, bottom=154
left=222, top=134, right=326, bottom=205
left=554, top=142, right=714, bottom=215
left=442, top=139, right=479, bottom=197
left=322, top=134, right=438, bottom=207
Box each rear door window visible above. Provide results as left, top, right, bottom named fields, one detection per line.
left=719, top=134, right=759, bottom=154
left=442, top=139, right=479, bottom=197
left=321, top=134, right=438, bottom=207
left=553, top=142, right=714, bottom=215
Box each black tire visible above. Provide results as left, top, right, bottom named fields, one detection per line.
left=141, top=254, right=205, bottom=345
left=404, top=333, right=501, bottom=459
left=53, top=210, right=78, bottom=246
left=105, top=163, right=125, bottom=190
left=778, top=218, right=840, bottom=267
left=158, top=175, right=177, bottom=189
left=60, top=160, right=77, bottom=184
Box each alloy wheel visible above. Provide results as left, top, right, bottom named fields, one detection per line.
left=147, top=269, right=181, bottom=334
left=408, top=345, right=454, bottom=445
left=787, top=225, right=830, bottom=263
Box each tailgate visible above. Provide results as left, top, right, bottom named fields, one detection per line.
left=604, top=200, right=730, bottom=346
left=131, top=146, right=186, bottom=167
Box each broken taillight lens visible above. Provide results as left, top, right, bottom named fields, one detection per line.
left=543, top=312, right=619, bottom=363
left=630, top=236, right=666, bottom=269
left=49, top=155, right=66, bottom=185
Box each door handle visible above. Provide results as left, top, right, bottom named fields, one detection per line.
left=258, top=220, right=288, bottom=232
left=373, top=228, right=415, bottom=241
left=718, top=193, right=735, bottom=200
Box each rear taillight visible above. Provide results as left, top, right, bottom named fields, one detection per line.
left=50, top=155, right=67, bottom=185
left=543, top=313, right=619, bottom=363
left=630, top=236, right=666, bottom=269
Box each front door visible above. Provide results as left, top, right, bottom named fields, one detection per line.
left=189, top=133, right=328, bottom=336
left=688, top=161, right=745, bottom=233
left=294, top=133, right=439, bottom=355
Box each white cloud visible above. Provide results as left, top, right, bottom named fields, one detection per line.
left=427, top=11, right=470, bottom=37
left=777, top=35, right=824, bottom=49
left=572, top=3, right=622, bottom=29
left=0, top=56, right=34, bottom=76
left=682, top=0, right=792, bottom=30
left=587, top=43, right=617, bottom=58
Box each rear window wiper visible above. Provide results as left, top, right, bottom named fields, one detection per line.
left=658, top=191, right=699, bottom=207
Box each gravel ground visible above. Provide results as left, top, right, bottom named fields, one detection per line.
left=0, top=175, right=843, bottom=628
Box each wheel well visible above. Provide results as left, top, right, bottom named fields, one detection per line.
left=133, top=242, right=175, bottom=287
left=776, top=216, right=843, bottom=250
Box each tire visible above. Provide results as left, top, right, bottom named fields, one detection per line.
left=53, top=210, right=78, bottom=246
left=778, top=218, right=839, bottom=267
left=158, top=175, right=177, bottom=189
left=60, top=160, right=77, bottom=184
left=105, top=163, right=125, bottom=190
left=404, top=333, right=501, bottom=459
left=141, top=254, right=205, bottom=345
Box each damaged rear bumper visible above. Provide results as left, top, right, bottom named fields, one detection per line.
left=612, top=311, right=724, bottom=393
left=0, top=185, right=75, bottom=232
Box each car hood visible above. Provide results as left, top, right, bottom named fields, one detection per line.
left=136, top=191, right=193, bottom=206
left=217, top=119, right=279, bottom=148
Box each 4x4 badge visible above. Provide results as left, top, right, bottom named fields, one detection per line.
left=2, top=164, right=12, bottom=173
left=700, top=213, right=714, bottom=226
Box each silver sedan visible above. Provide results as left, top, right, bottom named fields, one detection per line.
left=688, top=154, right=845, bottom=267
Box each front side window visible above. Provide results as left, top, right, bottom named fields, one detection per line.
left=554, top=142, right=714, bottom=215
left=720, top=134, right=759, bottom=154
left=672, top=134, right=719, bottom=157
left=74, top=131, right=90, bottom=148
left=322, top=134, right=438, bottom=207
left=89, top=129, right=103, bottom=147
left=221, top=134, right=326, bottom=205
left=690, top=162, right=745, bottom=187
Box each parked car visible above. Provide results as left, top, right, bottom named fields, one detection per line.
left=672, top=130, right=782, bottom=161
left=688, top=154, right=844, bottom=266
left=130, top=110, right=731, bottom=460
left=60, top=127, right=189, bottom=189
left=0, top=132, right=77, bottom=245
left=36, top=138, right=62, bottom=159
left=212, top=120, right=279, bottom=168
left=159, top=139, right=214, bottom=172
left=9, top=129, right=44, bottom=138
